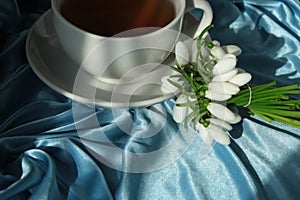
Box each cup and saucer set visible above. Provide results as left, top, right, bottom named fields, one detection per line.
left=26, top=0, right=213, bottom=108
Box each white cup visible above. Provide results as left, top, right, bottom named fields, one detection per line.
left=51, top=0, right=213, bottom=81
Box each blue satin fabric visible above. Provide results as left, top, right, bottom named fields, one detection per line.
left=0, top=0, right=299, bottom=199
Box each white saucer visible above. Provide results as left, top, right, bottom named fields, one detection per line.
left=26, top=10, right=200, bottom=108
left=25, top=10, right=179, bottom=108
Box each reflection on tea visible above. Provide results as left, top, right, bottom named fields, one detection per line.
left=61, top=0, right=176, bottom=36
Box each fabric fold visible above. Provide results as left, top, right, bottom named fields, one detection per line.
left=0, top=0, right=299, bottom=199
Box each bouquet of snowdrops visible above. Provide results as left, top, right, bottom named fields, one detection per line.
left=161, top=25, right=300, bottom=145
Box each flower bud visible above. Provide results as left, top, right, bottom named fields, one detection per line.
left=212, top=54, right=237, bottom=75
left=207, top=118, right=233, bottom=131
left=208, top=82, right=240, bottom=95
left=207, top=103, right=235, bottom=122
left=205, top=90, right=232, bottom=101
left=237, top=68, right=246, bottom=73
left=229, top=73, right=252, bottom=86
left=212, top=69, right=238, bottom=82
left=226, top=114, right=242, bottom=124
left=222, top=45, right=242, bottom=56
left=211, top=46, right=226, bottom=60
left=207, top=124, right=231, bottom=145
left=212, top=40, right=221, bottom=46
left=196, top=123, right=214, bottom=145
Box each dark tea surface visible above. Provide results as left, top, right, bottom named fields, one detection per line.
left=60, top=0, right=176, bottom=36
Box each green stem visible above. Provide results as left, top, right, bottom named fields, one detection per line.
left=251, top=110, right=273, bottom=123
left=251, top=81, right=277, bottom=92
left=184, top=110, right=202, bottom=130
left=227, top=82, right=298, bottom=105
left=176, top=101, right=198, bottom=107
left=251, top=110, right=300, bottom=128
left=251, top=99, right=300, bottom=105
left=233, top=94, right=287, bottom=107
left=254, top=84, right=299, bottom=95
left=167, top=78, right=183, bottom=89
left=249, top=105, right=298, bottom=111
left=250, top=95, right=290, bottom=104
left=229, top=82, right=276, bottom=103
left=250, top=108, right=300, bottom=119
left=197, top=24, right=214, bottom=46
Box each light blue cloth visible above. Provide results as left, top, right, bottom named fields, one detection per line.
left=0, top=0, right=299, bottom=199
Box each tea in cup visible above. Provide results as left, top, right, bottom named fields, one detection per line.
left=51, top=0, right=213, bottom=80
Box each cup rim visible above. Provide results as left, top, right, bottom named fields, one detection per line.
left=51, top=0, right=185, bottom=39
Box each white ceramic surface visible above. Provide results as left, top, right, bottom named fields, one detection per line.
left=26, top=10, right=179, bottom=108
left=51, top=0, right=213, bottom=79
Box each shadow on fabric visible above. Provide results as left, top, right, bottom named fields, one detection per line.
left=209, top=0, right=299, bottom=86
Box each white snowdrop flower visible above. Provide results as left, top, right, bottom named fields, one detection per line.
left=225, top=106, right=241, bottom=124
left=212, top=69, right=238, bottom=82
left=237, top=68, right=246, bottom=73
left=229, top=73, right=252, bottom=87
left=191, top=40, right=199, bottom=62
left=207, top=103, right=235, bottom=122
left=196, top=123, right=214, bottom=145
left=196, top=122, right=231, bottom=145
left=222, top=54, right=238, bottom=60
left=173, top=94, right=190, bottom=123
left=206, top=123, right=231, bottom=145
left=175, top=41, right=189, bottom=65
left=212, top=40, right=221, bottom=46
left=205, top=90, right=232, bottom=101
left=207, top=118, right=233, bottom=131
left=181, top=39, right=198, bottom=63
left=212, top=54, right=237, bottom=75
left=226, top=114, right=242, bottom=124
left=211, top=46, right=226, bottom=60
left=208, top=82, right=240, bottom=95
left=222, top=45, right=242, bottom=56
